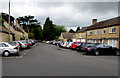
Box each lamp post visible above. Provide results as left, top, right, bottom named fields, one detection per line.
left=8, top=0, right=10, bottom=41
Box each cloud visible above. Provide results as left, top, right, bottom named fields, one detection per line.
left=0, top=2, right=118, bottom=31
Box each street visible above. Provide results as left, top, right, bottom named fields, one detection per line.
left=2, top=42, right=118, bottom=76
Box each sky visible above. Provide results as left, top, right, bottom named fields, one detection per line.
left=0, top=0, right=119, bottom=31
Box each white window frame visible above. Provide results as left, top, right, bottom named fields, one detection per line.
left=95, top=30, right=98, bottom=35
left=109, top=27, right=116, bottom=33
left=108, top=39, right=117, bottom=47
left=102, top=29, right=106, bottom=34
left=87, top=31, right=92, bottom=35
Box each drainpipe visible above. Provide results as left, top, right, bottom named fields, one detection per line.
left=118, top=26, right=120, bottom=48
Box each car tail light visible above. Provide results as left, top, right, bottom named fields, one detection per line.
left=28, top=43, right=30, bottom=45
left=24, top=44, right=27, bottom=45
left=18, top=44, right=20, bottom=46
left=86, top=47, right=93, bottom=49
left=14, top=47, right=18, bottom=49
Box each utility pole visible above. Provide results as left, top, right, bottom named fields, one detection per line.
left=8, top=0, right=10, bottom=41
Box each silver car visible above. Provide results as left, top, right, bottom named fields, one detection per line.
left=18, top=40, right=28, bottom=49
left=8, top=41, right=21, bottom=50
left=0, top=42, right=19, bottom=57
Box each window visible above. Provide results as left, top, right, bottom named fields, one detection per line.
left=108, top=39, right=117, bottom=47
left=87, top=40, right=93, bottom=43
left=2, top=43, right=9, bottom=47
left=87, top=31, right=92, bottom=35
left=95, top=30, right=98, bottom=35
left=97, top=44, right=104, bottom=47
left=109, top=27, right=116, bottom=33
left=102, top=29, right=106, bottom=34
left=104, top=44, right=111, bottom=47
left=0, top=43, right=2, bottom=47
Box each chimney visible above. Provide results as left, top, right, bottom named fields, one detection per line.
left=92, top=19, right=97, bottom=25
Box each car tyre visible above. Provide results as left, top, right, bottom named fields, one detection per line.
left=116, top=51, right=120, bottom=56
left=94, top=50, right=100, bottom=56
left=2, top=51, right=10, bottom=57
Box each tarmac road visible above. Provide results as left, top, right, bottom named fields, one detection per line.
left=2, top=43, right=118, bottom=76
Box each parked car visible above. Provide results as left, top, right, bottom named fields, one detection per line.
left=8, top=41, right=21, bottom=50
left=70, top=42, right=81, bottom=49
left=59, top=42, right=65, bottom=47
left=61, top=42, right=68, bottom=48
left=18, top=40, right=28, bottom=49
left=76, top=43, right=91, bottom=52
left=0, top=42, right=19, bottom=57
left=81, top=43, right=117, bottom=56
left=66, top=42, right=73, bottom=48
left=26, top=40, right=32, bottom=48
left=54, top=41, right=62, bottom=46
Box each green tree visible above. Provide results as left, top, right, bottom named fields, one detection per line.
left=17, top=15, right=40, bottom=33
left=43, top=17, right=55, bottom=40
left=54, top=25, right=67, bottom=39
left=43, top=17, right=67, bottom=40
left=28, top=32, right=34, bottom=39
left=69, top=29, right=75, bottom=33
left=33, top=26, right=43, bottom=40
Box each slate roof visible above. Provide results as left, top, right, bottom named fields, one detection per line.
left=61, top=33, right=75, bottom=39
left=86, top=16, right=120, bottom=30
left=77, top=27, right=88, bottom=33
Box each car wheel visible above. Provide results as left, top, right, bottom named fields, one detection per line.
left=94, top=50, right=100, bottom=56
left=116, top=51, right=120, bottom=56
left=2, top=51, right=10, bottom=57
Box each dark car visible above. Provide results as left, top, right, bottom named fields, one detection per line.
left=81, top=43, right=117, bottom=56
left=76, top=43, right=91, bottom=52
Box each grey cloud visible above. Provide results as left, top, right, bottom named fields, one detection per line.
left=0, top=2, right=118, bottom=30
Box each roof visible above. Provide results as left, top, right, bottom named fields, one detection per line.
left=86, top=16, right=120, bottom=30
left=0, top=26, right=15, bottom=35
left=61, top=33, right=75, bottom=39
left=77, top=27, right=88, bottom=33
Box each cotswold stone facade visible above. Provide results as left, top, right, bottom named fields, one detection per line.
left=0, top=21, right=28, bottom=42
left=74, top=17, right=120, bottom=48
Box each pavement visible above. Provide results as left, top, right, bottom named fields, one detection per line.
left=2, top=42, right=118, bottom=76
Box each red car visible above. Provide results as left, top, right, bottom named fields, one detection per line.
left=70, top=42, right=81, bottom=49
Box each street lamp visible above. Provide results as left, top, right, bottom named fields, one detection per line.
left=8, top=0, right=10, bottom=41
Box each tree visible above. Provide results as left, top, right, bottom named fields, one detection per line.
left=33, top=26, right=43, bottom=40
left=69, top=29, right=75, bottom=33
left=76, top=27, right=80, bottom=32
left=17, top=15, right=40, bottom=33
left=54, top=25, right=67, bottom=39
left=43, top=17, right=67, bottom=40
left=43, top=17, right=55, bottom=40
left=28, top=32, right=34, bottom=39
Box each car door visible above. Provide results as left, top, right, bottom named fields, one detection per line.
left=0, top=43, right=3, bottom=54
left=96, top=44, right=104, bottom=53
left=102, top=44, right=112, bottom=54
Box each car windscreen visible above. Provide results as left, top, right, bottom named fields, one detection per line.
left=20, top=41, right=27, bottom=43
left=8, top=42, right=17, bottom=46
